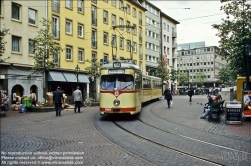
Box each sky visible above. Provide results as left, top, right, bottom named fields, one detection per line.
left=150, top=1, right=224, bottom=47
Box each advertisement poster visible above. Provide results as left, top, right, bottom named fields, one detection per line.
left=243, top=90, right=251, bottom=117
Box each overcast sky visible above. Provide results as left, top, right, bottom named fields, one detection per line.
left=150, top=1, right=224, bottom=47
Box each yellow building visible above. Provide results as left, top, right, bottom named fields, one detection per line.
left=47, top=0, right=146, bottom=100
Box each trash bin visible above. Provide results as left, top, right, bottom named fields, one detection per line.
left=24, top=98, right=32, bottom=108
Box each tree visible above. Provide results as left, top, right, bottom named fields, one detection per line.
left=212, top=0, right=251, bottom=77
left=28, top=18, right=63, bottom=99
left=155, top=60, right=169, bottom=83
left=84, top=58, right=101, bottom=81
left=177, top=72, right=188, bottom=86
left=170, top=67, right=179, bottom=83
left=217, top=64, right=236, bottom=85
left=193, top=72, right=206, bottom=87
left=0, top=28, right=10, bottom=63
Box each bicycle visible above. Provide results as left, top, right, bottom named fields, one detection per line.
left=83, top=96, right=92, bottom=107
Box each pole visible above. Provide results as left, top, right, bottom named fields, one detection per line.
left=187, top=70, right=189, bottom=89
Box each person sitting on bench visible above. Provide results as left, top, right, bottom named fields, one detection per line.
left=200, top=96, right=220, bottom=119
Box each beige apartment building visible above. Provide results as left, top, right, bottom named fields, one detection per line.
left=0, top=0, right=47, bottom=106
left=176, top=46, right=227, bottom=89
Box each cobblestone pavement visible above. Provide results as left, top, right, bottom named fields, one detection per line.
left=0, top=108, right=154, bottom=166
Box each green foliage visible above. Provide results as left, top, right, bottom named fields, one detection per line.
left=155, top=60, right=169, bottom=82
left=177, top=72, right=188, bottom=85
left=212, top=0, right=251, bottom=76
left=217, top=64, right=236, bottom=85
left=193, top=72, right=206, bottom=87
left=28, top=18, right=63, bottom=78
left=85, top=58, right=101, bottom=81
left=170, top=67, right=179, bottom=83
left=0, top=27, right=10, bottom=62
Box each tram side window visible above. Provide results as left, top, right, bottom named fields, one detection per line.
left=101, top=75, right=116, bottom=90
left=135, top=72, right=141, bottom=90
left=117, top=74, right=134, bottom=90
left=143, top=78, right=150, bottom=88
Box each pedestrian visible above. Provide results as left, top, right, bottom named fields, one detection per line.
left=30, top=89, right=36, bottom=106
left=188, top=89, right=194, bottom=102
left=73, top=86, right=82, bottom=113
left=2, top=90, right=8, bottom=111
left=164, top=88, right=172, bottom=108
left=200, top=96, right=220, bottom=119
left=53, top=86, right=64, bottom=117
left=12, top=91, right=17, bottom=104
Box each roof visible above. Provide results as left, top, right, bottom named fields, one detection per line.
left=160, top=11, right=180, bottom=24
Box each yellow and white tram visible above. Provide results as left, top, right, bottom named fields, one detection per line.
left=99, top=60, right=162, bottom=116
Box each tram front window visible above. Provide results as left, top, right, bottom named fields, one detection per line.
left=101, top=75, right=134, bottom=90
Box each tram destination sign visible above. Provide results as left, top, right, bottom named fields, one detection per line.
left=109, top=69, right=125, bottom=74
left=225, top=103, right=242, bottom=125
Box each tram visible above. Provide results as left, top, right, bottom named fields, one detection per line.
left=99, top=60, right=162, bottom=116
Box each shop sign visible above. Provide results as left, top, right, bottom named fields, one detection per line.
left=225, top=102, right=242, bottom=124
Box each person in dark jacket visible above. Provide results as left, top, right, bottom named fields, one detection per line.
left=188, top=89, right=194, bottom=102
left=53, top=86, right=64, bottom=116
left=164, top=88, right=172, bottom=108
left=200, top=96, right=220, bottom=119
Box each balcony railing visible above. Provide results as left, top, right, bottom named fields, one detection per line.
left=92, top=18, right=97, bottom=26
left=52, top=29, right=60, bottom=39
left=92, top=41, right=97, bottom=48
left=52, top=1, right=60, bottom=12
left=172, top=31, right=177, bottom=38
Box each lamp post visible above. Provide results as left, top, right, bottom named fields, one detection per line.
left=75, top=64, right=80, bottom=86
left=187, top=70, right=189, bottom=89
left=245, top=43, right=251, bottom=90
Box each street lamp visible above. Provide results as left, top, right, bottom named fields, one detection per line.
left=245, top=43, right=251, bottom=90
left=75, top=64, right=80, bottom=86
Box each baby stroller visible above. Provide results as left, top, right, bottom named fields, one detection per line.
left=208, top=108, right=221, bottom=122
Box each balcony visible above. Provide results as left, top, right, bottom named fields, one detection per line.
left=172, top=43, right=177, bottom=48
left=172, top=31, right=177, bottom=38
left=92, top=41, right=97, bottom=48
left=52, top=2, right=60, bottom=12
left=52, top=29, right=60, bottom=39
left=139, top=19, right=142, bottom=25
left=92, top=18, right=97, bottom=26
left=139, top=36, right=142, bottom=43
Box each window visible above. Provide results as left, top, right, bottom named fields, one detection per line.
left=112, top=0, right=116, bottom=6
left=104, top=53, right=108, bottom=62
left=66, top=46, right=72, bottom=60
left=0, top=0, right=2, bottom=16
left=139, top=44, right=142, bottom=59
left=91, top=5, right=97, bottom=25
left=126, top=4, right=130, bottom=14
left=163, top=23, right=166, bottom=30
left=103, top=10, right=108, bottom=23
left=127, top=40, right=131, bottom=51
left=112, top=14, right=116, bottom=26
left=119, top=0, right=123, bottom=9
left=12, top=36, right=21, bottom=52
left=78, top=48, right=84, bottom=62
left=119, top=18, right=124, bottom=30
left=12, top=2, right=20, bottom=20
left=92, top=29, right=97, bottom=48
left=120, top=38, right=124, bottom=49
left=78, top=24, right=84, bottom=38
left=52, top=0, right=60, bottom=12
left=78, top=0, right=83, bottom=13
left=126, top=21, right=130, bottom=32
left=28, top=9, right=36, bottom=25
left=112, top=35, right=116, bottom=47
left=132, top=8, right=136, bottom=17
left=103, top=32, right=108, bottom=45
left=66, top=20, right=72, bottom=34
left=164, top=35, right=166, bottom=42
left=52, top=16, right=59, bottom=38
left=167, top=36, right=169, bottom=42
left=133, top=24, right=136, bottom=34
left=133, top=42, right=136, bottom=52
left=92, top=51, right=97, bottom=59
left=53, top=52, right=59, bottom=64
left=66, top=0, right=72, bottom=9
left=139, top=12, right=142, bottom=25
left=29, top=39, right=35, bottom=54
left=167, top=25, right=169, bottom=31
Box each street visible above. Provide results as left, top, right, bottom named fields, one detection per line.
left=1, top=95, right=251, bottom=166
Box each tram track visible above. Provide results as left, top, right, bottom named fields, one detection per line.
left=112, top=120, right=224, bottom=166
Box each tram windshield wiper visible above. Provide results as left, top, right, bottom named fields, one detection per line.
left=121, top=83, right=133, bottom=90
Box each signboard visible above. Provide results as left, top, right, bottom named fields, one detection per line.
left=243, top=90, right=251, bottom=117
left=108, top=69, right=124, bottom=74
left=225, top=102, right=242, bottom=124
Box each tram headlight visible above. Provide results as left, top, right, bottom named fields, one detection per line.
left=113, top=99, right=120, bottom=106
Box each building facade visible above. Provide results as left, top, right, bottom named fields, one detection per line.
left=160, top=11, right=179, bottom=90
left=0, top=0, right=46, bottom=108
left=178, top=41, right=205, bottom=50
left=176, top=46, right=227, bottom=89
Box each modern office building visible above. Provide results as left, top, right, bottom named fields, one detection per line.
left=178, top=41, right=205, bottom=50
left=176, top=46, right=227, bottom=89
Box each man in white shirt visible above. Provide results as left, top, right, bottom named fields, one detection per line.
left=73, top=86, right=82, bottom=113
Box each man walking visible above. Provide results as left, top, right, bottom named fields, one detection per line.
left=53, top=86, right=63, bottom=116
left=188, top=89, right=194, bottom=102
left=73, top=86, right=82, bottom=113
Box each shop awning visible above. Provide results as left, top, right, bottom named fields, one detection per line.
left=78, top=74, right=90, bottom=83
left=47, top=71, right=67, bottom=82
left=62, top=72, right=77, bottom=82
